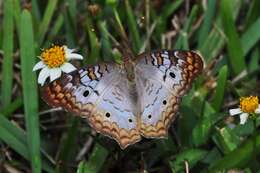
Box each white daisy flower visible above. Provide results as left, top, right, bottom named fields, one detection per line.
left=229, top=96, right=260, bottom=124
left=33, top=45, right=83, bottom=86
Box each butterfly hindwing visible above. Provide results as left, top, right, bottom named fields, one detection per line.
left=135, top=50, right=203, bottom=138
left=43, top=64, right=141, bottom=149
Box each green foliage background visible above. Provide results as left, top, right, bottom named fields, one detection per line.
left=0, top=0, right=260, bottom=172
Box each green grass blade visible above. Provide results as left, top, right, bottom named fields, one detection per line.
left=192, top=112, right=222, bottom=147
left=1, top=0, right=14, bottom=109
left=199, top=22, right=225, bottom=61
left=13, top=0, right=21, bottom=30
left=0, top=114, right=27, bottom=148
left=64, top=9, right=76, bottom=47
left=56, top=117, right=79, bottom=172
left=169, top=149, right=208, bottom=172
left=249, top=49, right=259, bottom=72
left=19, top=10, right=41, bottom=173
left=178, top=106, right=198, bottom=147
left=2, top=97, right=23, bottom=117
left=200, top=1, right=241, bottom=61
left=98, top=21, right=113, bottom=61
left=211, top=65, right=228, bottom=111
left=77, top=161, right=88, bottom=173
left=66, top=0, right=77, bottom=24
left=31, top=0, right=41, bottom=21
left=245, top=0, right=260, bottom=28
left=220, top=0, right=246, bottom=75
left=155, top=0, right=183, bottom=36
left=175, top=5, right=198, bottom=49
left=44, top=14, right=64, bottom=47
left=241, top=17, right=260, bottom=55
left=125, top=0, right=141, bottom=53
left=37, top=0, right=58, bottom=46
left=198, top=0, right=216, bottom=49
left=0, top=115, right=55, bottom=172
left=0, top=117, right=29, bottom=159
left=113, top=8, right=126, bottom=38
left=85, top=15, right=100, bottom=64
left=77, top=144, right=108, bottom=173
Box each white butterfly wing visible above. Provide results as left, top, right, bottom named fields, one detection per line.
left=43, top=64, right=141, bottom=149
left=135, top=50, right=203, bottom=138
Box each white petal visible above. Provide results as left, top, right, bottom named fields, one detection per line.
left=60, top=62, right=76, bottom=73
left=33, top=61, right=46, bottom=71
left=49, top=68, right=62, bottom=82
left=239, top=113, right=249, bottom=125
left=229, top=108, right=242, bottom=116
left=63, top=45, right=75, bottom=54
left=66, top=53, right=83, bottom=60
left=255, top=105, right=260, bottom=114
left=38, top=67, right=50, bottom=86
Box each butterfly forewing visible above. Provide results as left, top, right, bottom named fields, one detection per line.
left=134, top=50, right=203, bottom=138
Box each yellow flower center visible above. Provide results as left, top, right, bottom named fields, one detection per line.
left=239, top=96, right=259, bottom=113
left=41, top=46, right=66, bottom=68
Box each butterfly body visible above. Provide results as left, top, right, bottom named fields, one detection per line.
left=43, top=50, right=203, bottom=149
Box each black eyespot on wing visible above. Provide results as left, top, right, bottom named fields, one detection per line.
left=148, top=115, right=152, bottom=119
left=163, top=100, right=167, bottom=105
left=105, top=112, right=110, bottom=117
left=83, top=90, right=89, bottom=97
left=169, top=72, right=176, bottom=78
left=128, top=118, right=133, bottom=123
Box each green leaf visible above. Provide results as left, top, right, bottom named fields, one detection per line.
left=125, top=0, right=141, bottom=52
left=192, top=114, right=223, bottom=146
left=248, top=49, right=259, bottom=72
left=13, top=0, right=21, bottom=30
left=169, top=149, right=208, bottom=172
left=56, top=117, right=79, bottom=172
left=209, top=132, right=260, bottom=171
left=2, top=97, right=23, bottom=117
left=198, top=0, right=216, bottom=49
left=85, top=15, right=100, bottom=64
left=1, top=0, right=14, bottom=109
left=78, top=144, right=108, bottom=173
left=64, top=9, right=76, bottom=47
left=31, top=0, right=41, bottom=21
left=19, top=10, right=41, bottom=173
left=241, top=17, right=260, bottom=55
left=44, top=14, right=64, bottom=47
left=211, top=65, right=228, bottom=111
left=212, top=127, right=241, bottom=154
left=178, top=106, right=198, bottom=147
left=98, top=21, right=113, bottom=61
left=233, top=120, right=255, bottom=136
left=220, top=0, right=246, bottom=75
left=77, top=161, right=88, bottom=173
left=245, top=0, right=260, bottom=28
left=201, top=147, right=222, bottom=165
left=37, top=0, right=58, bottom=45
left=0, top=115, right=28, bottom=156
left=66, top=0, right=77, bottom=25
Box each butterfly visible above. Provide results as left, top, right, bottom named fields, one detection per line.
left=42, top=50, right=203, bottom=149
